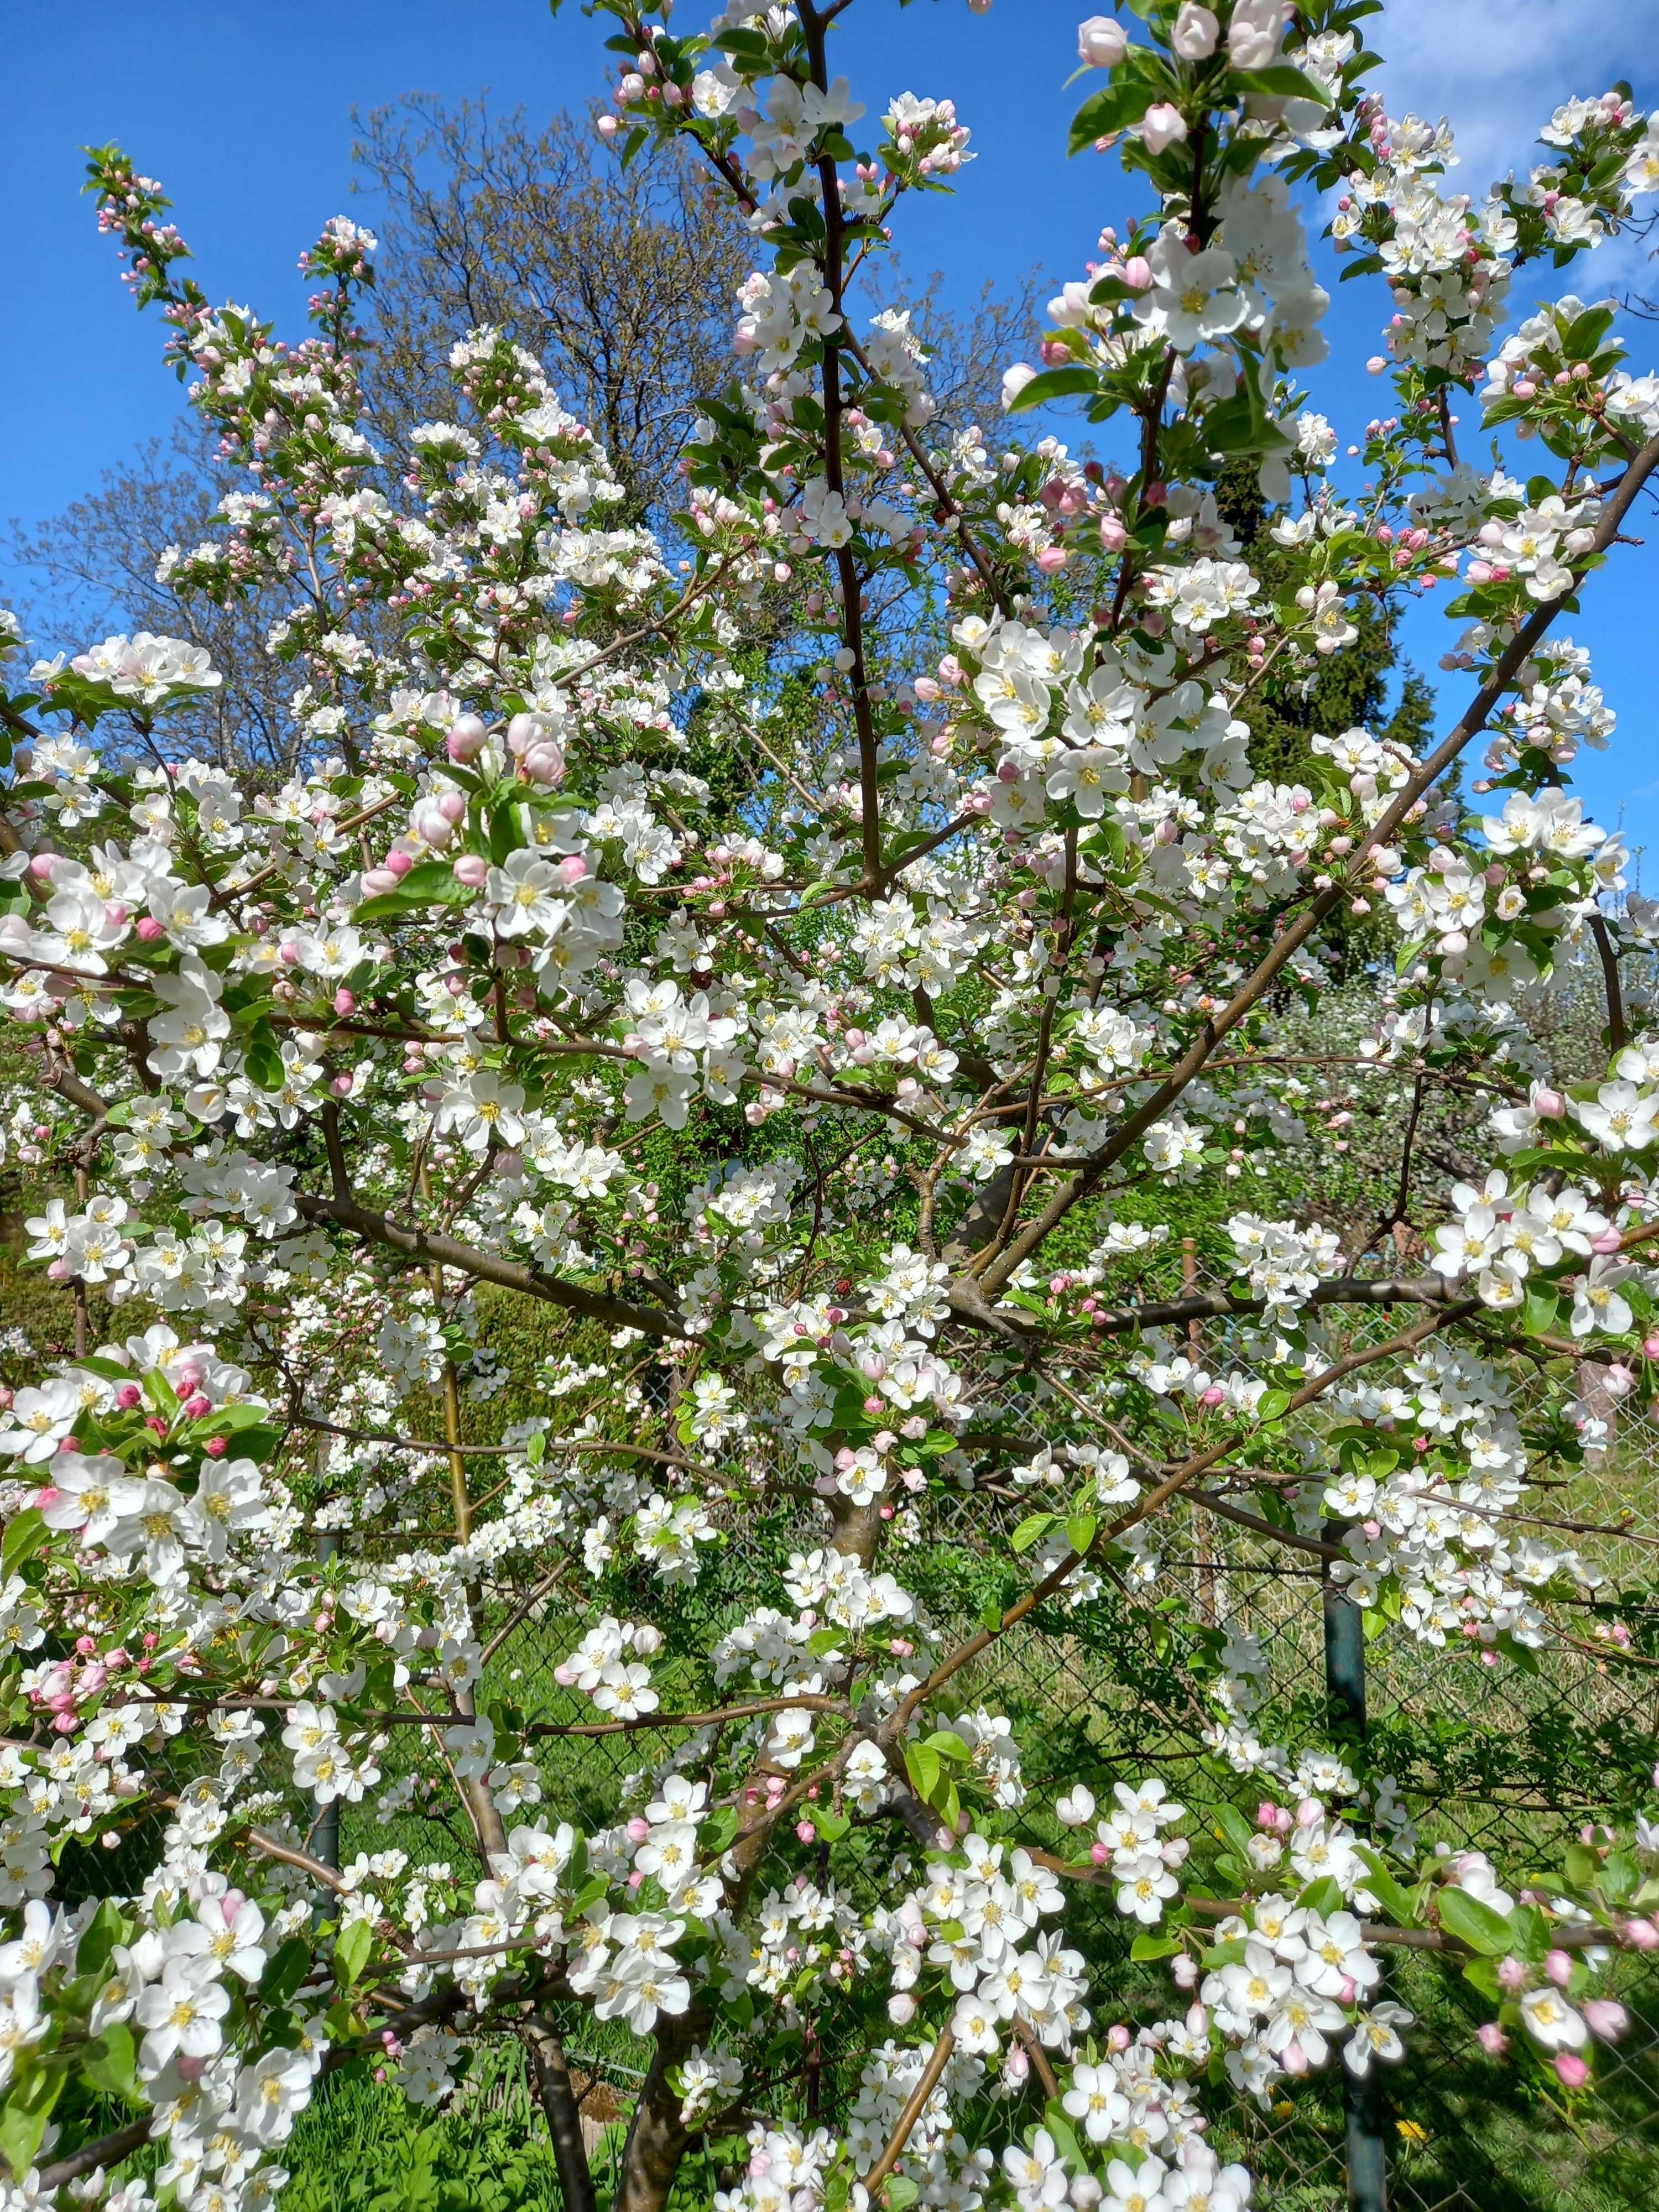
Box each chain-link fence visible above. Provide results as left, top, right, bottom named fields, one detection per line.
left=284, top=1254, right=1659, bottom=2212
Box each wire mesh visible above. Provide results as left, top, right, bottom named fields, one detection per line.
left=255, top=1243, right=1659, bottom=2210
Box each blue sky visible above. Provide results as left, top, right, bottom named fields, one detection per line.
left=5, top=0, right=1659, bottom=852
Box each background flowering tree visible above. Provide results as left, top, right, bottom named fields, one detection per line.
left=4, top=6, right=1659, bottom=2212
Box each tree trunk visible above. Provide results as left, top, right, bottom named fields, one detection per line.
left=522, top=2017, right=598, bottom=2212
left=612, top=2016, right=701, bottom=2212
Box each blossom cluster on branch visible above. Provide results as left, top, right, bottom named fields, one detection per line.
left=5, top=6, right=1659, bottom=2212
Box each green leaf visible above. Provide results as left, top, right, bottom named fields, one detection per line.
left=1354, top=1847, right=1420, bottom=1929
left=244, top=1017, right=285, bottom=1094
left=1522, top=1287, right=1561, bottom=1337
left=700, top=1806, right=739, bottom=1858
left=353, top=860, right=474, bottom=925
left=1461, top=1956, right=1503, bottom=2001
left=808, top=1803, right=851, bottom=1843
left=1256, top=1389, right=1293, bottom=1423
left=1437, top=1886, right=1515, bottom=1955
left=82, top=2023, right=140, bottom=2103
left=1130, top=1933, right=1183, bottom=1960
left=1, top=1510, right=47, bottom=1583
left=0, top=2068, right=65, bottom=2180
left=1066, top=1512, right=1098, bottom=1557
left=1011, top=1512, right=1055, bottom=1556
left=1004, top=366, right=1102, bottom=415
left=1067, top=78, right=1155, bottom=156
left=260, top=1936, right=314, bottom=2007
left=926, top=1729, right=973, bottom=1766
left=906, top=1740, right=943, bottom=1806
left=334, top=1919, right=373, bottom=1989
left=75, top=1899, right=129, bottom=1981
left=1234, top=65, right=1333, bottom=105
left=1213, top=1804, right=1258, bottom=1861
left=1297, top=1876, right=1345, bottom=1919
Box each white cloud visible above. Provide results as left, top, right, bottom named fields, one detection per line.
left=1374, top=0, right=1659, bottom=180
left=1371, top=0, right=1659, bottom=295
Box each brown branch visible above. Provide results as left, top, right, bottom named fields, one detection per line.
left=293, top=1188, right=685, bottom=1339
left=859, top=2025, right=957, bottom=2198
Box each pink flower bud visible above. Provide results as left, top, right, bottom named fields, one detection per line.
left=796, top=1820, right=816, bottom=1843
left=204, top=1436, right=228, bottom=1458
left=1553, top=2051, right=1590, bottom=2090
left=28, top=853, right=58, bottom=881
left=1078, top=15, right=1129, bottom=67
left=1592, top=1230, right=1624, bottom=1254
left=182, top=1393, right=212, bottom=1421
left=333, top=988, right=356, bottom=1017
left=1091, top=1840, right=1110, bottom=1865
left=116, top=1383, right=143, bottom=1411
left=135, top=916, right=164, bottom=942
left=361, top=869, right=401, bottom=897
left=1171, top=5, right=1219, bottom=62
left=1495, top=1957, right=1528, bottom=1991
left=1545, top=1949, right=1574, bottom=1987
left=437, top=790, right=467, bottom=823
left=1477, top=2022, right=1510, bottom=2056
left=1583, top=1999, right=1629, bottom=2041
left=1107, top=2024, right=1131, bottom=2054
left=627, top=1816, right=651, bottom=1843
left=557, top=854, right=589, bottom=886
left=452, top=855, right=489, bottom=888
left=1141, top=103, right=1188, bottom=155
left=446, top=714, right=488, bottom=761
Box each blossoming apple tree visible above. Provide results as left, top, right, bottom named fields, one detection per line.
left=5, top=4, right=1659, bottom=2210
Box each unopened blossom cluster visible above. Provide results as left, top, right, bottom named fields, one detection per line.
left=7, top=4, right=1659, bottom=2210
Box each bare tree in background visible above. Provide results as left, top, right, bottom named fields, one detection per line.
left=351, top=97, right=753, bottom=512
left=7, top=97, right=1032, bottom=770
left=7, top=427, right=298, bottom=778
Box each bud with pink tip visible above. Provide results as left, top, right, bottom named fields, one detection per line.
left=1553, top=2051, right=1590, bottom=2089
left=1078, top=14, right=1129, bottom=66
left=1545, top=1949, right=1574, bottom=1987
left=446, top=714, right=488, bottom=762
left=1142, top=103, right=1188, bottom=154
left=453, top=855, right=488, bottom=888
left=135, top=916, right=164, bottom=942
left=1583, top=1999, right=1629, bottom=2042
left=1476, top=2021, right=1510, bottom=2056
left=1171, top=4, right=1219, bottom=60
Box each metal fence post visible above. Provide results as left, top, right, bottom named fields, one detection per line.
left=1324, top=1522, right=1386, bottom=2212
